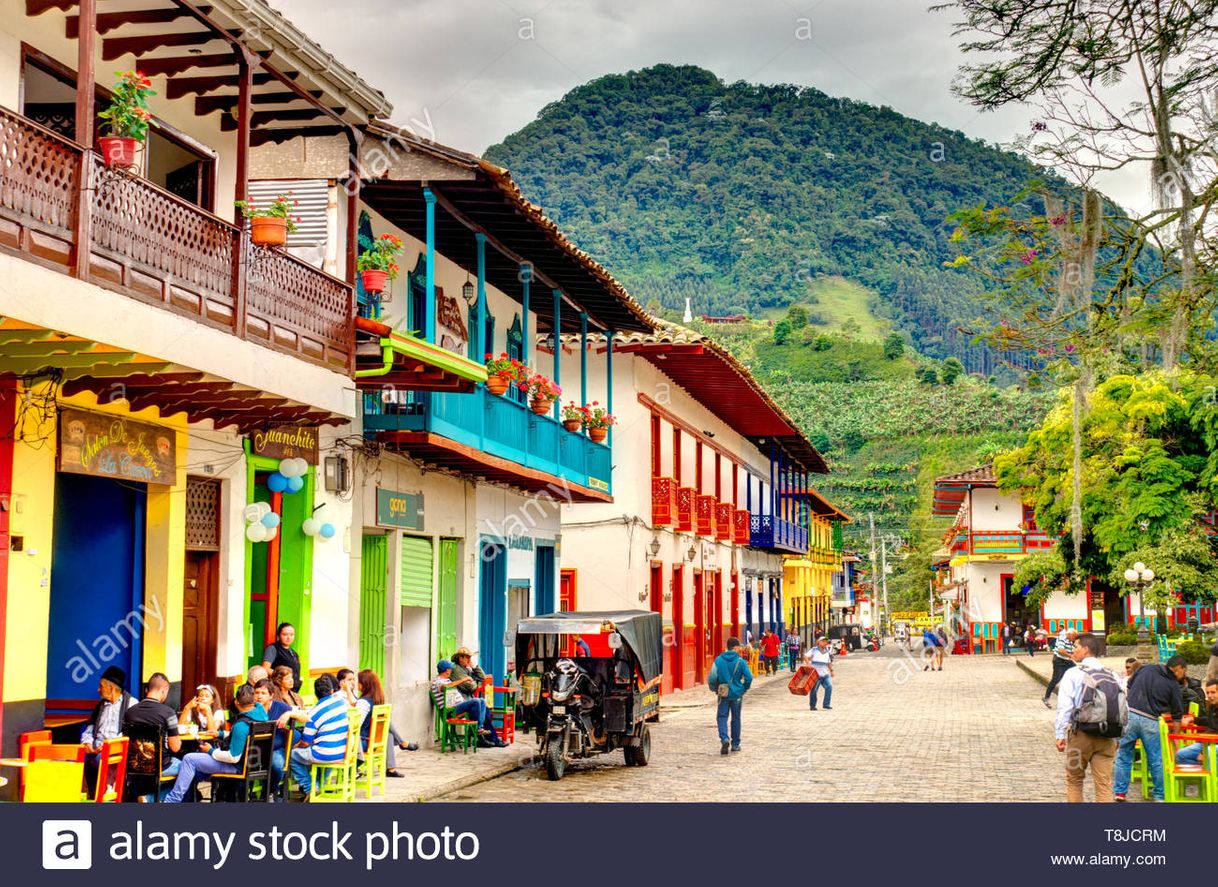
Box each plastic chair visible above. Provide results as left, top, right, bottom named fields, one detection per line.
left=308, top=710, right=362, bottom=802
left=433, top=690, right=478, bottom=754
left=18, top=730, right=52, bottom=760
left=212, top=721, right=277, bottom=802
left=23, top=760, right=86, bottom=802
left=1159, top=717, right=1212, bottom=802
left=1131, top=740, right=1150, bottom=800
left=491, top=687, right=517, bottom=745
left=91, top=736, right=128, bottom=802
left=361, top=704, right=391, bottom=798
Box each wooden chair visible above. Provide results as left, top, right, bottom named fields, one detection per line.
left=360, top=704, right=391, bottom=798
left=309, top=710, right=362, bottom=803
left=1159, top=717, right=1212, bottom=802
left=123, top=726, right=177, bottom=802
left=212, top=721, right=277, bottom=802
left=23, top=760, right=86, bottom=802
left=93, top=736, right=128, bottom=803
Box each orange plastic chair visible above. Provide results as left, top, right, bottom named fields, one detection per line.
left=93, top=736, right=128, bottom=803
left=18, top=730, right=52, bottom=760
left=29, top=744, right=86, bottom=762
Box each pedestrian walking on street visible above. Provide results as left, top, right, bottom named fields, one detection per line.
left=806, top=635, right=835, bottom=710
left=1043, top=627, right=1078, bottom=707
left=1001, top=622, right=1013, bottom=656
left=760, top=629, right=781, bottom=675
left=1024, top=624, right=1036, bottom=657
left=1054, top=633, right=1125, bottom=802
left=708, top=637, right=753, bottom=755
left=935, top=627, right=948, bottom=670
left=1113, top=655, right=1187, bottom=802
left=921, top=628, right=939, bottom=671
left=784, top=628, right=801, bottom=672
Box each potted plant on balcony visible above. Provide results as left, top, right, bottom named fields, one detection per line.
left=235, top=194, right=300, bottom=247
left=582, top=402, right=615, bottom=443
left=525, top=372, right=561, bottom=415
left=484, top=353, right=523, bottom=396
left=560, top=402, right=586, bottom=433
left=357, top=233, right=404, bottom=294
left=96, top=70, right=154, bottom=168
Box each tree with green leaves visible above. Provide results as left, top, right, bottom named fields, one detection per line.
left=773, top=319, right=792, bottom=346
left=882, top=333, right=905, bottom=360
left=941, top=357, right=965, bottom=385
left=786, top=304, right=809, bottom=329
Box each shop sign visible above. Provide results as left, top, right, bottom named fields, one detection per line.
left=507, top=533, right=535, bottom=552
left=375, top=488, right=424, bottom=530
left=58, top=408, right=176, bottom=485
left=251, top=425, right=319, bottom=464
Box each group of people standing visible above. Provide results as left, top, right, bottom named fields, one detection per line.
left=1049, top=627, right=1218, bottom=802
left=1000, top=621, right=1047, bottom=656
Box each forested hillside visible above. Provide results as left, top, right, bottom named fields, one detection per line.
left=486, top=64, right=1048, bottom=372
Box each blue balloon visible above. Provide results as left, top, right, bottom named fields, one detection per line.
left=266, top=472, right=288, bottom=493
left=319, top=522, right=336, bottom=539
left=261, top=512, right=281, bottom=529
left=286, top=475, right=305, bottom=493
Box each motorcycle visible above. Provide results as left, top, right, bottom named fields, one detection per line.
left=542, top=658, right=603, bottom=772
left=864, top=633, right=881, bottom=652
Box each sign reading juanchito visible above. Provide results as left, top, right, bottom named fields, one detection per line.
left=251, top=425, right=319, bottom=464
left=376, top=488, right=424, bottom=530
left=58, top=408, right=176, bottom=485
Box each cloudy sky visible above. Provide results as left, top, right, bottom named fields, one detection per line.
left=271, top=0, right=1146, bottom=210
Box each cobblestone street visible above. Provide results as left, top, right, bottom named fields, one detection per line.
left=436, top=649, right=1111, bottom=802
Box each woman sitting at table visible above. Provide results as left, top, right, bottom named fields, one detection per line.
left=161, top=685, right=267, bottom=803
left=252, top=678, right=291, bottom=793
left=271, top=665, right=303, bottom=709
left=355, top=669, right=416, bottom=778
left=179, top=683, right=224, bottom=734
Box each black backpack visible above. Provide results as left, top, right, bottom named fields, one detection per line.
left=1072, top=665, right=1128, bottom=739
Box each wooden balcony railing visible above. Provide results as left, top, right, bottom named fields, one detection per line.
left=715, top=502, right=733, bottom=542
left=652, top=476, right=678, bottom=526
left=0, top=106, right=353, bottom=372
left=695, top=494, right=717, bottom=538
left=676, top=487, right=696, bottom=533
left=733, top=509, right=750, bottom=545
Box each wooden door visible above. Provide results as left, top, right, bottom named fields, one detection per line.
left=649, top=562, right=663, bottom=614
left=436, top=539, right=459, bottom=664
left=560, top=568, right=577, bottom=611
left=358, top=535, right=388, bottom=676
left=671, top=564, right=685, bottom=689
left=712, top=570, right=724, bottom=656
left=693, top=570, right=706, bottom=684
left=182, top=550, right=219, bottom=701
left=731, top=571, right=740, bottom=639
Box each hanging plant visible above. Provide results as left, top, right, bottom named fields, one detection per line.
left=96, top=70, right=155, bottom=168
left=357, top=233, right=404, bottom=293
left=235, top=194, right=300, bottom=247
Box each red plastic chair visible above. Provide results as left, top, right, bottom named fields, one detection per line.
left=93, top=736, right=128, bottom=803
left=18, top=730, right=52, bottom=760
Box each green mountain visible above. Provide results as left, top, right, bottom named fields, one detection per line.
left=485, top=64, right=1044, bottom=373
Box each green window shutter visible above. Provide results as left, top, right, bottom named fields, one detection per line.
left=400, top=535, right=434, bottom=607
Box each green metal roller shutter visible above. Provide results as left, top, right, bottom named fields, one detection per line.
left=401, top=535, right=434, bottom=607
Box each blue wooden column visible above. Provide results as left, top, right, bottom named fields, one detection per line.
left=552, top=288, right=562, bottom=418
left=520, top=263, right=531, bottom=368
left=606, top=329, right=615, bottom=446
left=422, top=187, right=437, bottom=343
left=475, top=232, right=487, bottom=363
left=579, top=313, right=588, bottom=406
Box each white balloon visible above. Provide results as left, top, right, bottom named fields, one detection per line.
left=263, top=525, right=278, bottom=543
left=242, top=504, right=263, bottom=523
left=278, top=459, right=299, bottom=478
left=301, top=517, right=320, bottom=537
left=293, top=458, right=310, bottom=477
left=245, top=522, right=269, bottom=543
left=256, top=501, right=272, bottom=519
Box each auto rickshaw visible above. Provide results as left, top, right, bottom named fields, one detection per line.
left=514, top=610, right=663, bottom=781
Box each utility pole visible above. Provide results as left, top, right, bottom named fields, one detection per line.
left=879, top=536, right=890, bottom=638
left=868, top=513, right=879, bottom=635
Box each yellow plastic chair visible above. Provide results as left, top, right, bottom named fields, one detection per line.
left=308, top=709, right=362, bottom=803
left=23, top=760, right=86, bottom=802
left=361, top=704, right=391, bottom=798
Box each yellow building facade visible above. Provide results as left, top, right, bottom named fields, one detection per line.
left=784, top=497, right=848, bottom=635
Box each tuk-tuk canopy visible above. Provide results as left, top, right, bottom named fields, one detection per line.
left=515, top=610, right=664, bottom=683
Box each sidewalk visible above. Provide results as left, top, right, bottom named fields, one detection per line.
left=371, top=669, right=793, bottom=801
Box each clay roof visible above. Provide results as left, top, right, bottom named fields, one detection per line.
left=932, top=464, right=996, bottom=516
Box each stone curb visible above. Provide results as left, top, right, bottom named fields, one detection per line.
left=1015, top=657, right=1049, bottom=687
left=410, top=752, right=536, bottom=802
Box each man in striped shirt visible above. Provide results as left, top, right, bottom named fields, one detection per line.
left=288, top=673, right=350, bottom=796
left=1043, top=627, right=1078, bottom=708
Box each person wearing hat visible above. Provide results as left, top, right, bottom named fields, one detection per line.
left=450, top=647, right=487, bottom=700
left=431, top=660, right=506, bottom=748
left=80, top=665, right=134, bottom=796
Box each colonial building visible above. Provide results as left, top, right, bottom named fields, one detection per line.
left=783, top=493, right=849, bottom=643
left=0, top=0, right=392, bottom=765
left=555, top=323, right=835, bottom=694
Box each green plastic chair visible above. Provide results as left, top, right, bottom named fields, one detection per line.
left=1159, top=716, right=1212, bottom=803
left=1131, top=740, right=1150, bottom=799
left=433, top=691, right=478, bottom=753
left=308, top=709, right=362, bottom=802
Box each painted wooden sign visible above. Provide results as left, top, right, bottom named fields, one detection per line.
left=251, top=425, right=319, bottom=464
left=58, top=408, right=176, bottom=485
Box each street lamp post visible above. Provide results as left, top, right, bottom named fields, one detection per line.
left=1123, top=561, right=1155, bottom=659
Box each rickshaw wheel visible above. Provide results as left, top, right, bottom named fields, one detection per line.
left=625, top=724, right=651, bottom=767
left=545, top=741, right=567, bottom=780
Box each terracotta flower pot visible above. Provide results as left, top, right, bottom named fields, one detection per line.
left=588, top=426, right=608, bottom=443
left=98, top=135, right=139, bottom=168
left=530, top=397, right=552, bottom=415
left=361, top=269, right=389, bottom=293
left=250, top=216, right=288, bottom=247
left=562, top=419, right=582, bottom=433
left=486, top=376, right=510, bottom=396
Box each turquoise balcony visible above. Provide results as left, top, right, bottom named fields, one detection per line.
left=365, top=388, right=613, bottom=502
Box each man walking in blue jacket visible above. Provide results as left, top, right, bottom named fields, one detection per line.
left=708, top=637, right=753, bottom=755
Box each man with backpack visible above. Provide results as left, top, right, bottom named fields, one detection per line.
left=1053, top=633, right=1126, bottom=802
left=708, top=637, right=753, bottom=755
left=1113, top=653, right=1186, bottom=802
